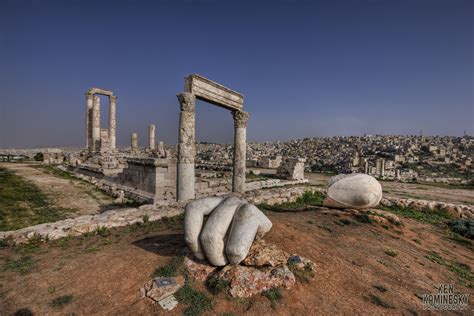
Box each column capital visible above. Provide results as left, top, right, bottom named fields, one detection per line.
left=177, top=92, right=195, bottom=112
left=232, top=110, right=249, bottom=128
left=110, top=95, right=117, bottom=102
left=85, top=93, right=93, bottom=100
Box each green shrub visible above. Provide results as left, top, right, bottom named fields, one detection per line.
left=175, top=280, right=212, bottom=316
left=262, top=287, right=283, bottom=309
left=33, top=152, right=44, bottom=162
left=3, top=256, right=37, bottom=274
left=206, top=276, right=230, bottom=294
left=384, top=249, right=397, bottom=257
left=151, top=254, right=185, bottom=278
left=51, top=295, right=73, bottom=307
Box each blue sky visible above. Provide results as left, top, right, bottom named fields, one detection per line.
left=0, top=0, right=472, bottom=148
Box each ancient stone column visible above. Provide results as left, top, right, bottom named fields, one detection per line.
left=109, top=95, right=117, bottom=150
left=176, top=92, right=196, bottom=201
left=157, top=141, right=164, bottom=153
left=232, top=111, right=249, bottom=193
left=92, top=95, right=101, bottom=150
left=149, top=124, right=156, bottom=151
left=131, top=132, right=138, bottom=153
left=85, top=93, right=93, bottom=149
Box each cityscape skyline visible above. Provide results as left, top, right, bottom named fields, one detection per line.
left=1, top=0, right=473, bottom=148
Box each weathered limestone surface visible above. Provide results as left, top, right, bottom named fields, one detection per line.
left=323, top=173, right=383, bottom=209
left=276, top=157, right=306, bottom=180
left=109, top=95, right=117, bottom=150
left=92, top=95, right=101, bottom=149
left=215, top=264, right=295, bottom=298
left=117, top=158, right=176, bottom=200
left=140, top=276, right=184, bottom=302
left=184, top=240, right=315, bottom=298
left=184, top=74, right=243, bottom=111
left=85, top=87, right=116, bottom=151
left=232, top=111, right=249, bottom=193
left=176, top=92, right=196, bottom=201
left=184, top=196, right=272, bottom=266
left=148, top=124, right=156, bottom=151
left=85, top=94, right=93, bottom=148
left=380, top=196, right=474, bottom=219
left=42, top=148, right=64, bottom=165
left=0, top=204, right=184, bottom=244
left=176, top=75, right=249, bottom=201
left=241, top=239, right=289, bottom=267
left=157, top=141, right=165, bottom=156
left=87, top=87, right=114, bottom=97
left=131, top=132, right=138, bottom=153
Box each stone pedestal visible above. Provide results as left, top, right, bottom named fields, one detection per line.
left=232, top=111, right=249, bottom=193
left=176, top=93, right=196, bottom=201
left=149, top=124, right=156, bottom=151
left=109, top=96, right=117, bottom=150
left=92, top=95, right=101, bottom=150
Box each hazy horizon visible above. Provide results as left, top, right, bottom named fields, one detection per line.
left=1, top=0, right=473, bottom=148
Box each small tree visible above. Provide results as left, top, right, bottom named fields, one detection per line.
left=33, top=152, right=44, bottom=162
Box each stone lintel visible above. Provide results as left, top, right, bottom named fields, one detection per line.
left=87, top=87, right=114, bottom=97
left=184, top=74, right=243, bottom=111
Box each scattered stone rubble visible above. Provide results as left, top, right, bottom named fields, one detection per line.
left=184, top=239, right=313, bottom=298
left=140, top=276, right=185, bottom=303
left=343, top=208, right=402, bottom=225
left=380, top=196, right=474, bottom=219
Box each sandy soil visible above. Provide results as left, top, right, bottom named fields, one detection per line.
left=1, top=210, right=472, bottom=315
left=0, top=163, right=118, bottom=216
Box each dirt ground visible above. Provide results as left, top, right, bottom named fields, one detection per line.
left=1, top=209, right=472, bottom=315
left=0, top=163, right=118, bottom=216
left=303, top=172, right=474, bottom=206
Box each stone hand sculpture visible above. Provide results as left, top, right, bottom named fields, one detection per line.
left=184, top=196, right=272, bottom=267
left=323, top=173, right=383, bottom=209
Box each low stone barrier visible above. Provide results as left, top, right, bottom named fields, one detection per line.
left=245, top=179, right=308, bottom=191
left=380, top=196, right=474, bottom=219
left=2, top=184, right=472, bottom=245
left=245, top=186, right=323, bottom=205
left=0, top=204, right=184, bottom=244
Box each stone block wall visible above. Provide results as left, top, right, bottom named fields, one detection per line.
left=195, top=179, right=231, bottom=197
left=117, top=158, right=177, bottom=200
left=276, top=158, right=306, bottom=180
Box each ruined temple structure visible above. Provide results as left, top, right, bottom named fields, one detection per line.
left=85, top=88, right=117, bottom=153
left=177, top=74, right=249, bottom=201
left=73, top=76, right=300, bottom=204
left=82, top=88, right=122, bottom=170
left=276, top=158, right=306, bottom=181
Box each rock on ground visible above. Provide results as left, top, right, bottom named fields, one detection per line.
left=323, top=173, right=382, bottom=209
left=184, top=240, right=314, bottom=298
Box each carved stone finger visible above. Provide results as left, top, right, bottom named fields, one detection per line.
left=200, top=196, right=243, bottom=266
left=225, top=203, right=272, bottom=265
left=184, top=196, right=224, bottom=260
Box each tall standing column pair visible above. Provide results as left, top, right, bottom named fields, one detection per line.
left=85, top=94, right=116, bottom=151
left=176, top=92, right=249, bottom=201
